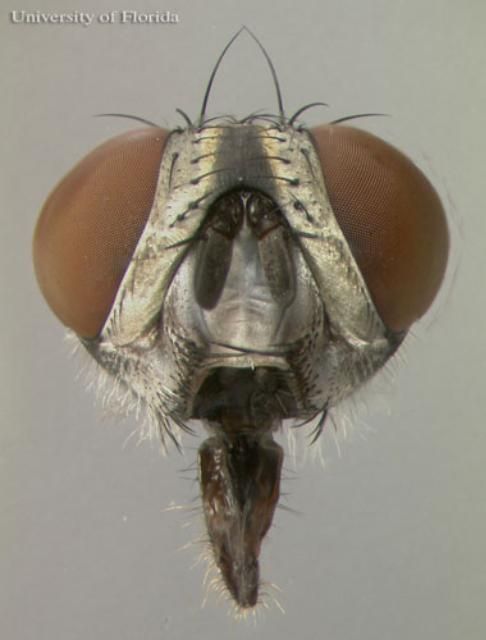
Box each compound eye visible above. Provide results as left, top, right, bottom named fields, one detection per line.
left=33, top=128, right=169, bottom=338
left=309, top=125, right=449, bottom=333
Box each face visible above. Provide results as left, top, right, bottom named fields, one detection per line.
left=32, top=32, right=449, bottom=611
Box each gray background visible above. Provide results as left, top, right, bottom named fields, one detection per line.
left=2, top=1, right=484, bottom=638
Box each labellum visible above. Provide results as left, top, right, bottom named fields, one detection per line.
left=33, top=29, right=449, bottom=610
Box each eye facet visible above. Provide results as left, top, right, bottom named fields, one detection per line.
left=33, top=127, right=169, bottom=338
left=310, top=125, right=449, bottom=332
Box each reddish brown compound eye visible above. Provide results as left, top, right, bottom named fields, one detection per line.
left=310, top=125, right=449, bottom=333
left=33, top=127, right=169, bottom=338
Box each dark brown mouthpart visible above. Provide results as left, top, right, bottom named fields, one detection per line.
left=199, top=431, right=283, bottom=608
